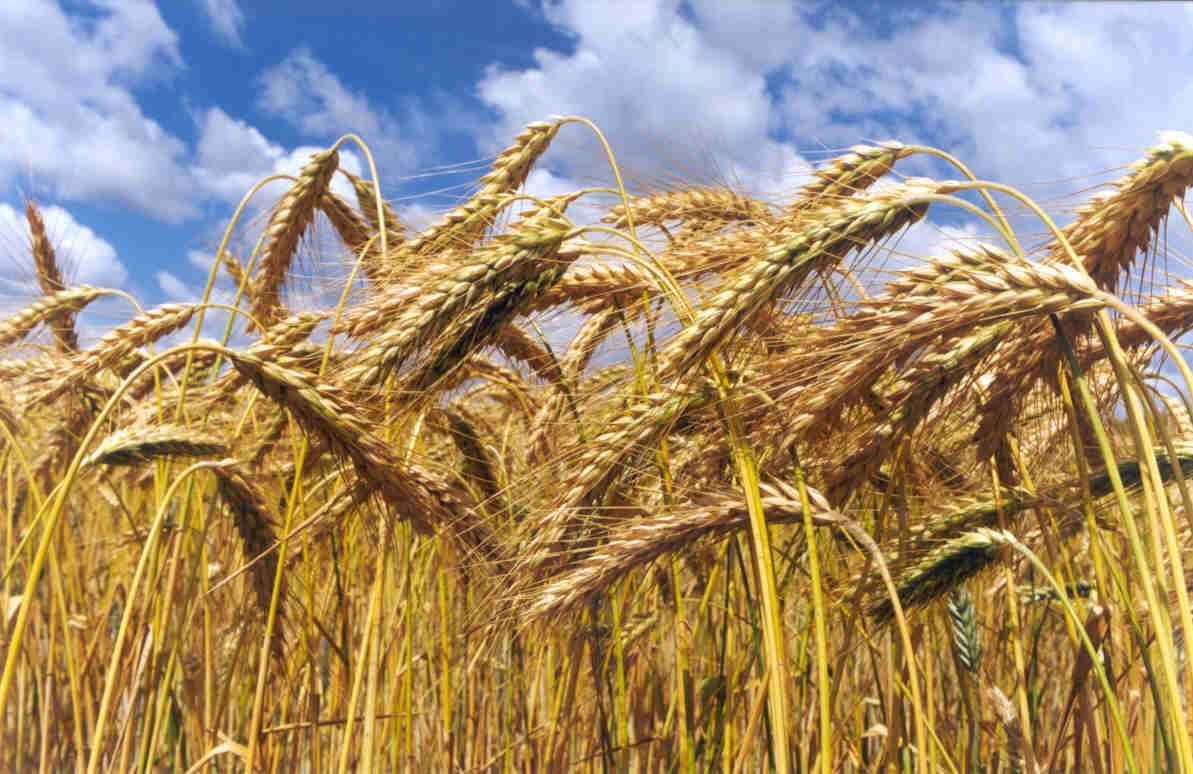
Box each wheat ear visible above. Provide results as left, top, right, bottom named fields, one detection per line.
left=83, top=425, right=227, bottom=466
left=212, top=460, right=286, bottom=659
left=868, top=528, right=1014, bottom=623
left=250, top=148, right=340, bottom=328
left=25, top=201, right=78, bottom=352
left=0, top=287, right=106, bottom=350
left=660, top=179, right=936, bottom=378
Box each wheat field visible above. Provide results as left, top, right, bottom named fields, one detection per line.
left=4, top=119, right=1193, bottom=772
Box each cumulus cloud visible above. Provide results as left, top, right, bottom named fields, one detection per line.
left=192, top=107, right=286, bottom=202
left=0, top=202, right=127, bottom=288
left=776, top=3, right=1193, bottom=190
left=473, top=0, right=1193, bottom=225
left=155, top=269, right=191, bottom=300
left=195, top=0, right=246, bottom=47
left=258, top=48, right=418, bottom=174
left=0, top=0, right=196, bottom=221
left=476, top=0, right=810, bottom=196
left=191, top=106, right=365, bottom=210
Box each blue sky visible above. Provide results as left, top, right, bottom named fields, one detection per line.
left=2, top=0, right=1192, bottom=318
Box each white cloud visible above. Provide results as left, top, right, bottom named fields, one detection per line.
left=191, top=106, right=365, bottom=211
left=192, top=107, right=287, bottom=202
left=195, top=0, right=246, bottom=47
left=0, top=0, right=196, bottom=221
left=155, top=269, right=190, bottom=300
left=477, top=0, right=809, bottom=195
left=685, top=0, right=804, bottom=72
left=776, top=3, right=1193, bottom=193
left=258, top=49, right=417, bottom=174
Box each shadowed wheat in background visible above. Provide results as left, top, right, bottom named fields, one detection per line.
left=5, top=119, right=1193, bottom=772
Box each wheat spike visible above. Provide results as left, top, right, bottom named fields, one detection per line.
left=250, top=148, right=340, bottom=328
left=0, top=287, right=106, bottom=350
left=25, top=201, right=78, bottom=352
left=84, top=424, right=227, bottom=466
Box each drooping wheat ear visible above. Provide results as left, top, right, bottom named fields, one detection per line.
left=521, top=486, right=832, bottom=622
left=788, top=141, right=912, bottom=213
left=211, top=459, right=285, bottom=658
left=480, top=120, right=563, bottom=192
left=492, top=324, right=564, bottom=383
left=262, top=310, right=328, bottom=347
left=871, top=253, right=1104, bottom=338
left=441, top=404, right=501, bottom=504
left=1084, top=279, right=1193, bottom=357
left=558, top=382, right=709, bottom=512
left=345, top=171, right=405, bottom=283
left=773, top=248, right=1108, bottom=452
left=961, top=135, right=1193, bottom=455
left=347, top=173, right=405, bottom=248
left=319, top=190, right=371, bottom=253
left=250, top=147, right=340, bottom=328
left=25, top=201, right=78, bottom=352
left=603, top=187, right=773, bottom=229
left=220, top=251, right=246, bottom=289
left=868, top=528, right=1014, bottom=623
left=398, top=119, right=562, bottom=259
left=0, top=286, right=106, bottom=349
left=529, top=259, right=655, bottom=314
left=83, top=424, right=227, bottom=466
left=337, top=205, right=571, bottom=339
left=1056, top=130, right=1193, bottom=291
left=827, top=324, right=1005, bottom=501
left=221, top=347, right=437, bottom=533
left=36, top=303, right=197, bottom=406
left=340, top=213, right=572, bottom=388
left=206, top=311, right=328, bottom=396
left=402, top=243, right=580, bottom=394
left=660, top=179, right=936, bottom=378
left=318, top=190, right=391, bottom=291
left=530, top=226, right=782, bottom=316
left=969, top=132, right=1193, bottom=455
left=948, top=588, right=982, bottom=674
left=883, top=242, right=1011, bottom=298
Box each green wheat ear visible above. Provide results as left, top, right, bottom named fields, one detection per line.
left=948, top=587, right=982, bottom=674
left=870, top=528, right=1012, bottom=623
